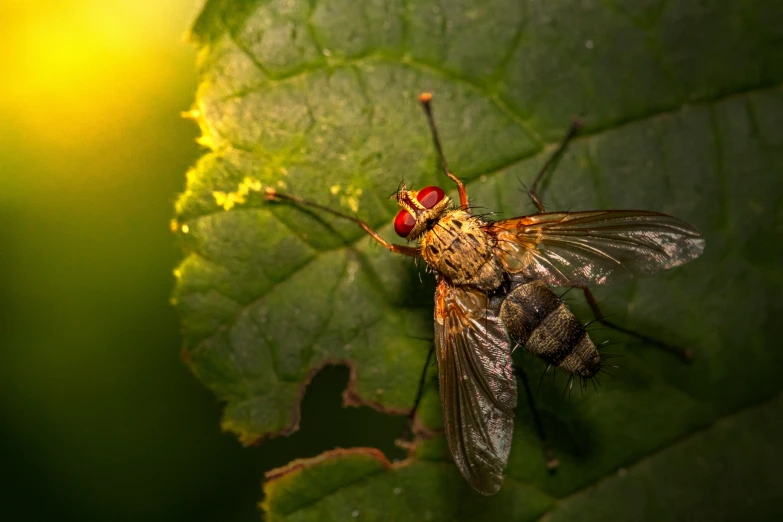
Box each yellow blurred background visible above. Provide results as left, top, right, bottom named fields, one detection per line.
left=0, top=3, right=405, bottom=519
left=0, top=1, right=250, bottom=520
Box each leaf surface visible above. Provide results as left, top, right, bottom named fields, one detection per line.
left=175, top=0, right=783, bottom=518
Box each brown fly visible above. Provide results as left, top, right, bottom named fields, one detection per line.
left=264, top=93, right=705, bottom=495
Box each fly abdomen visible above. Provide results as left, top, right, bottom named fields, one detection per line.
left=499, top=281, right=601, bottom=378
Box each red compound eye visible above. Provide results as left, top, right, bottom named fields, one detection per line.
left=416, top=186, right=445, bottom=209
left=394, top=209, right=417, bottom=237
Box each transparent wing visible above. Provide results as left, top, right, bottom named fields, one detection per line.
left=434, top=279, right=516, bottom=495
left=489, top=210, right=705, bottom=286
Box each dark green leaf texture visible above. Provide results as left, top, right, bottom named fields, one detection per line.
left=175, top=0, right=783, bottom=518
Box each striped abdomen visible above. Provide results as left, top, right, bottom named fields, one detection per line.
left=499, top=281, right=601, bottom=377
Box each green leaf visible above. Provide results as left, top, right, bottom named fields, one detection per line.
left=175, top=0, right=783, bottom=518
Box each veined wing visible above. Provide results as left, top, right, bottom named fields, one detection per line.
left=434, top=279, right=516, bottom=495
left=488, top=210, right=705, bottom=286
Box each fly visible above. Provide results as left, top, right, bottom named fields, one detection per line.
left=264, top=93, right=705, bottom=495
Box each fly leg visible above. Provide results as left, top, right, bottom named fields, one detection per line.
left=398, top=344, right=435, bottom=444
left=580, top=287, right=694, bottom=362
left=264, top=188, right=420, bottom=257
left=419, top=93, right=470, bottom=210
left=527, top=120, right=584, bottom=213
left=515, top=364, right=559, bottom=472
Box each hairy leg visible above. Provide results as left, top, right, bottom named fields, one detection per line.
left=419, top=93, right=469, bottom=210
left=265, top=187, right=420, bottom=257
left=581, top=287, right=694, bottom=362
left=527, top=120, right=583, bottom=213
left=516, top=364, right=559, bottom=472
left=398, top=344, right=435, bottom=443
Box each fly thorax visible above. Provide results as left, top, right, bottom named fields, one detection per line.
left=420, top=210, right=504, bottom=291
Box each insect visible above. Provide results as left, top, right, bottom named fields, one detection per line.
left=264, top=93, right=705, bottom=495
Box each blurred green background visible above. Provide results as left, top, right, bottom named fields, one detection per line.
left=0, top=2, right=405, bottom=520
